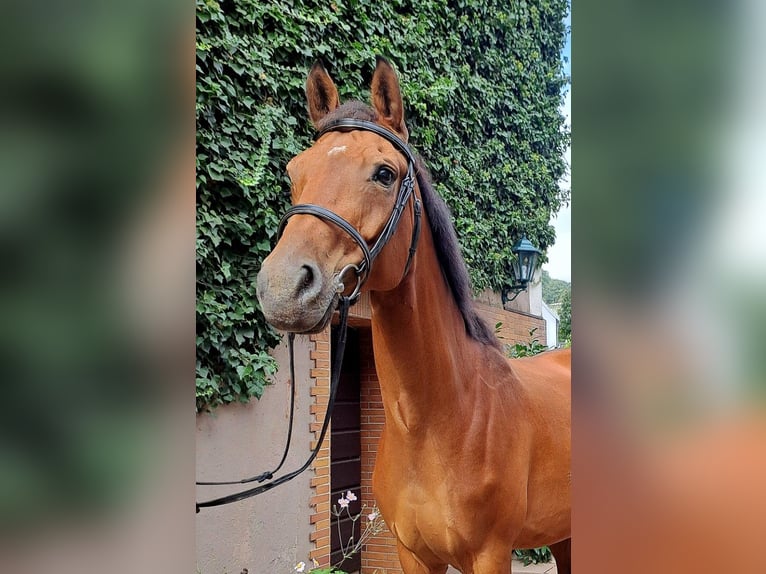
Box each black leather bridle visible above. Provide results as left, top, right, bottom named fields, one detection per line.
left=279, top=119, right=422, bottom=301
left=196, top=119, right=422, bottom=512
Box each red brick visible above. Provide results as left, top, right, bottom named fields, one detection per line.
left=311, top=330, right=329, bottom=342
left=310, top=404, right=328, bottom=415
left=309, top=550, right=330, bottom=563
left=310, top=494, right=328, bottom=507
left=311, top=534, right=330, bottom=547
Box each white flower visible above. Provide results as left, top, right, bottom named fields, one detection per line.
left=294, top=562, right=306, bottom=573
left=338, top=497, right=349, bottom=508
left=345, top=490, right=357, bottom=502
left=312, top=558, right=320, bottom=568
left=367, top=510, right=379, bottom=521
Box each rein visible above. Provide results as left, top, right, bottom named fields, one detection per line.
left=196, top=298, right=351, bottom=511
left=196, top=120, right=421, bottom=512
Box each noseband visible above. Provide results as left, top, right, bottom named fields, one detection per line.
left=277, top=119, right=422, bottom=302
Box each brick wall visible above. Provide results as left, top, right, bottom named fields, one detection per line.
left=476, top=302, right=546, bottom=351
left=309, top=327, right=333, bottom=568
left=359, top=328, right=402, bottom=574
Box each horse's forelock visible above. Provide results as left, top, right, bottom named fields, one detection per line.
left=317, top=101, right=377, bottom=130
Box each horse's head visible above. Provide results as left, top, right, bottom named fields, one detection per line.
left=256, top=58, right=421, bottom=333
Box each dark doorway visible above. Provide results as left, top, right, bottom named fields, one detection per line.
left=330, top=327, right=362, bottom=573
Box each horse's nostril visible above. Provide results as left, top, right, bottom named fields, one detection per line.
left=301, top=264, right=315, bottom=289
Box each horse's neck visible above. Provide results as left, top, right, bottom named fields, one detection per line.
left=368, top=224, right=488, bottom=433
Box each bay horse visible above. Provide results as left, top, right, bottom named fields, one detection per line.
left=256, top=58, right=571, bottom=574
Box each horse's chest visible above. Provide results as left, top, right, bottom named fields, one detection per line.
left=374, top=427, right=527, bottom=565
left=375, top=459, right=475, bottom=563
left=387, top=489, right=460, bottom=561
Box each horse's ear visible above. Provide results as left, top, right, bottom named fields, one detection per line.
left=306, top=61, right=339, bottom=128
left=371, top=56, right=408, bottom=140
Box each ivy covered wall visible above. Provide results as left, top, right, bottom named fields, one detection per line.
left=196, top=0, right=570, bottom=411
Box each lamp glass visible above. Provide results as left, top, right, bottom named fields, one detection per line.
left=521, top=253, right=531, bottom=283
left=521, top=252, right=539, bottom=283
left=511, top=257, right=522, bottom=284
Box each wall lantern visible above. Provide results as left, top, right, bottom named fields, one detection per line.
left=501, top=235, right=542, bottom=305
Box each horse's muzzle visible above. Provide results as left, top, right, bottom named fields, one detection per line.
left=256, top=256, right=337, bottom=333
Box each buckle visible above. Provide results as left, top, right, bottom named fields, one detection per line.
left=336, top=263, right=363, bottom=302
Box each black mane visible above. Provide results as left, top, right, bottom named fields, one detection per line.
left=318, top=102, right=501, bottom=350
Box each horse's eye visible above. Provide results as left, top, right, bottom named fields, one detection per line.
left=373, top=166, right=396, bottom=187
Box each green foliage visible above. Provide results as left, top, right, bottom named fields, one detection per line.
left=508, top=327, right=547, bottom=357
left=542, top=269, right=569, bottom=305
left=514, top=546, right=553, bottom=565
left=196, top=0, right=570, bottom=410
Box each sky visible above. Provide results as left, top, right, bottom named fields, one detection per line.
left=542, top=11, right=571, bottom=283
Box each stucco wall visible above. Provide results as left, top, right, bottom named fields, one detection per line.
left=196, top=334, right=316, bottom=574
